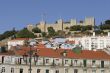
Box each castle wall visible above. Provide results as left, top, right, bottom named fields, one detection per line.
left=32, top=17, right=95, bottom=32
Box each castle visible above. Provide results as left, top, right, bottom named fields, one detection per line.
left=27, top=17, right=95, bottom=32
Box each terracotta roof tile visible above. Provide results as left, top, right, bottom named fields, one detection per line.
left=9, top=38, right=30, bottom=41
left=1, top=46, right=110, bottom=60
left=65, top=40, right=75, bottom=44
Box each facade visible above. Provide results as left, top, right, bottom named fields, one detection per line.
left=7, top=38, right=38, bottom=50
left=27, top=17, right=95, bottom=32
left=0, top=46, right=110, bottom=73
left=67, top=32, right=110, bottom=50
left=7, top=38, right=27, bottom=50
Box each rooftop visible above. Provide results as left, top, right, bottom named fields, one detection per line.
left=0, top=44, right=110, bottom=60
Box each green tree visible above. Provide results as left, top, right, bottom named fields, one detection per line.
left=0, top=29, right=17, bottom=41
left=16, top=28, right=36, bottom=38
left=95, top=30, right=104, bottom=35
left=32, top=27, right=41, bottom=33
left=41, top=32, right=47, bottom=37
left=81, top=25, right=92, bottom=32
left=99, top=20, right=110, bottom=30
left=56, top=30, right=65, bottom=37
left=70, top=25, right=82, bottom=31
left=100, top=24, right=110, bottom=30
left=47, top=27, right=56, bottom=37
left=105, top=20, right=110, bottom=24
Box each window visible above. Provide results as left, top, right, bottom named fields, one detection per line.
left=18, top=58, right=22, bottom=64
left=92, top=70, right=96, bottom=73
left=11, top=68, right=14, bottom=73
left=92, top=60, right=96, bottom=65
left=2, top=56, right=4, bottom=63
left=56, top=59, right=59, bottom=61
left=20, top=68, right=23, bottom=73
left=83, top=60, right=87, bottom=67
left=74, top=60, right=77, bottom=66
left=65, top=60, right=68, bottom=64
left=46, top=69, right=49, bottom=73
left=55, top=59, right=59, bottom=64
left=74, top=69, right=78, bottom=73
left=65, top=69, right=68, bottom=73
left=2, top=67, right=5, bottom=72
left=46, top=59, right=49, bottom=63
left=83, top=69, right=87, bottom=73
left=101, top=61, right=104, bottom=68
left=55, top=70, right=59, bottom=73
left=101, top=70, right=104, bottom=73
left=37, top=69, right=40, bottom=73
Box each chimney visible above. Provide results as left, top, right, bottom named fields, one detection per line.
left=93, top=32, right=95, bottom=36
left=108, top=32, right=110, bottom=37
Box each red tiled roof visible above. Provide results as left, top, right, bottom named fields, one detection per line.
left=37, top=44, right=46, bottom=48
left=1, top=45, right=110, bottom=60
left=9, top=38, right=30, bottom=41
left=0, top=51, right=15, bottom=55
left=65, top=40, right=75, bottom=44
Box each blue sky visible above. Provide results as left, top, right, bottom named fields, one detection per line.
left=0, top=0, right=110, bottom=33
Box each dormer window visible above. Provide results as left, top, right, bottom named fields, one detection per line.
left=63, top=52, right=67, bottom=57
left=46, top=59, right=49, bottom=63
left=61, top=50, right=67, bottom=57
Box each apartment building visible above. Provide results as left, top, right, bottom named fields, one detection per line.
left=67, top=32, right=110, bottom=50
left=0, top=45, right=110, bottom=73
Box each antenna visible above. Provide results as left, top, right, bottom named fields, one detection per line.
left=41, top=13, right=46, bottom=21
left=59, top=15, right=62, bottom=19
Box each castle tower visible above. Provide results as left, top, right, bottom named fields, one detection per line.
left=39, top=21, right=46, bottom=32
left=27, top=24, right=34, bottom=32
left=85, top=17, right=95, bottom=26
left=70, top=19, right=77, bottom=25
left=57, top=19, right=63, bottom=31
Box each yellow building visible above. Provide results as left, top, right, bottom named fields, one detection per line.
left=27, top=17, right=95, bottom=32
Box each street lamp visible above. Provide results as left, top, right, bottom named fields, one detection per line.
left=23, top=40, right=39, bottom=73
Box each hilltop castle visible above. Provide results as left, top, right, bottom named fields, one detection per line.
left=27, top=17, right=95, bottom=32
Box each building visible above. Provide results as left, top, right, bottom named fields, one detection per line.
left=7, top=38, right=28, bottom=50
left=27, top=17, right=95, bottom=32
left=67, top=32, right=110, bottom=50
left=0, top=45, right=110, bottom=73
left=7, top=38, right=37, bottom=50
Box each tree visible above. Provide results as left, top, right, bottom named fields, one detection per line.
left=70, top=25, right=82, bottom=31
left=65, top=27, right=70, bottom=31
left=56, top=30, right=65, bottom=37
left=32, top=27, right=41, bottom=33
left=81, top=25, right=92, bottom=32
left=99, top=20, right=110, bottom=30
left=105, top=20, right=110, bottom=24
left=41, top=32, right=47, bottom=37
left=0, top=29, right=17, bottom=41
left=47, top=27, right=56, bottom=37
left=99, top=24, right=110, bottom=30
left=16, top=28, right=36, bottom=38
left=95, top=30, right=104, bottom=35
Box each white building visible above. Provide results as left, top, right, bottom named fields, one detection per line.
left=0, top=46, right=110, bottom=73
left=7, top=38, right=28, bottom=50
left=67, top=32, right=110, bottom=50
left=7, top=38, right=38, bottom=50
